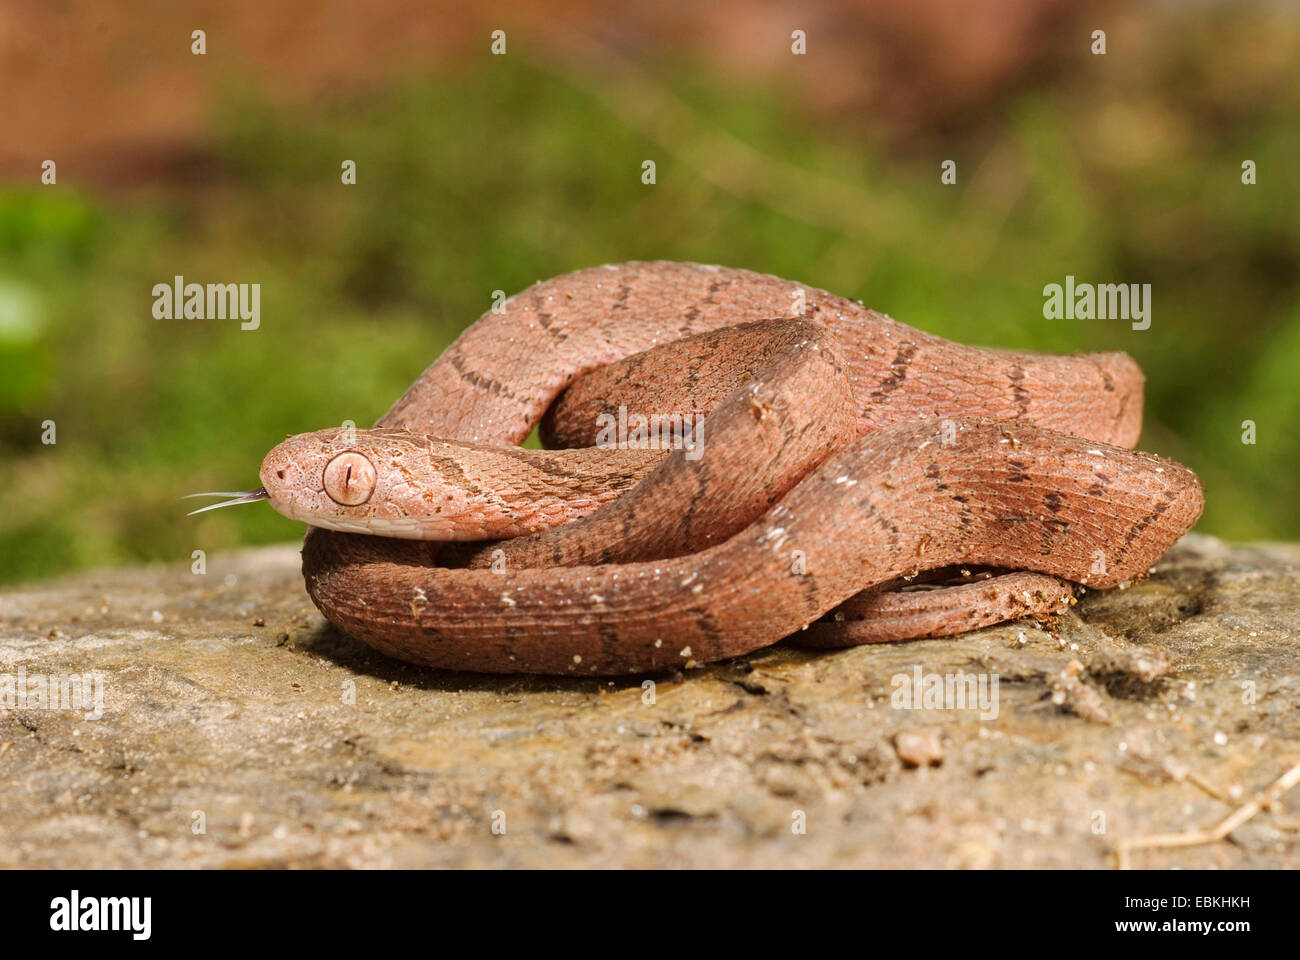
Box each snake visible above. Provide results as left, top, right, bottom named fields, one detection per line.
left=208, top=262, right=1202, bottom=675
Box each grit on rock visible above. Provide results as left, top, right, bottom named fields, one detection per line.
left=0, top=534, right=1296, bottom=868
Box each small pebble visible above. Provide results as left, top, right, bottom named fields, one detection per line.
left=894, top=728, right=944, bottom=767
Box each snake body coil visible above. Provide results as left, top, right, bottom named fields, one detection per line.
left=258, top=262, right=1203, bottom=675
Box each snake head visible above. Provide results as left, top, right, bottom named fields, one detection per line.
left=260, top=427, right=415, bottom=536
left=260, top=427, right=519, bottom=540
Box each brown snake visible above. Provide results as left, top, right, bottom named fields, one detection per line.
left=246, top=262, right=1202, bottom=675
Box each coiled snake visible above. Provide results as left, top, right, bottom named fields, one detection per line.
left=247, top=262, right=1202, bottom=675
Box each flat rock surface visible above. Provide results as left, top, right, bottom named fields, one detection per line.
left=1, top=533, right=1297, bottom=868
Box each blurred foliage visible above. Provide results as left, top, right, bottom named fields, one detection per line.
left=1, top=13, right=1298, bottom=583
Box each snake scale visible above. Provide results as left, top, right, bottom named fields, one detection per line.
left=255, top=262, right=1203, bottom=675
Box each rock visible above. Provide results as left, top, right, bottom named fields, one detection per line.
left=1049, top=660, right=1112, bottom=724
left=894, top=728, right=945, bottom=767
left=1, top=533, right=1298, bottom=868
left=1088, top=644, right=1172, bottom=682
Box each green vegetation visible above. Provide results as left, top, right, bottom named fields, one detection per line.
left=2, top=43, right=1297, bottom=584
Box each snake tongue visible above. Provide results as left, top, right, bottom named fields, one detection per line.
left=184, top=487, right=270, bottom=516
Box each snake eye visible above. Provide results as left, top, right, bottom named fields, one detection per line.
left=323, top=452, right=377, bottom=506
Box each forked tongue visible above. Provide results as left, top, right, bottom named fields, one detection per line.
left=184, top=488, right=269, bottom=516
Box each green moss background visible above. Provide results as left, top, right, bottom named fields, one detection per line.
left=1, top=26, right=1297, bottom=584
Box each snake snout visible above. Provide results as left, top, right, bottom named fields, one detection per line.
left=258, top=436, right=324, bottom=518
